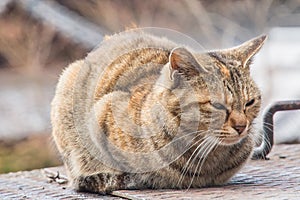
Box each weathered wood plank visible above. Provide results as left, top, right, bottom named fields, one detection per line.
left=0, top=144, right=299, bottom=199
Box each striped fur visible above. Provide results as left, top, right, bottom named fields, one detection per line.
left=51, top=30, right=266, bottom=193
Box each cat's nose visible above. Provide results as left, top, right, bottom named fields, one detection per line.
left=233, top=125, right=246, bottom=135
left=228, top=110, right=247, bottom=135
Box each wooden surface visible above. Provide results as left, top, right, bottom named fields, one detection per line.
left=0, top=144, right=299, bottom=199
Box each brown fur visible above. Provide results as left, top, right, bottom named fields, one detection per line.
left=51, top=30, right=266, bottom=193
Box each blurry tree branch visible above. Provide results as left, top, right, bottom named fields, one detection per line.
left=184, top=0, right=219, bottom=47
left=19, top=0, right=107, bottom=49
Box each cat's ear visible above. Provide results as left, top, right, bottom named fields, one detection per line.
left=230, top=35, right=267, bottom=67
left=169, top=47, right=207, bottom=80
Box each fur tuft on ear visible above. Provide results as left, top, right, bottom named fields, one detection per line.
left=238, top=35, right=267, bottom=67
left=169, top=47, right=207, bottom=80
left=212, top=35, right=267, bottom=69
left=231, top=35, right=267, bottom=67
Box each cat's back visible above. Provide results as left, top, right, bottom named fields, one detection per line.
left=51, top=31, right=177, bottom=151
left=87, top=30, right=177, bottom=66
left=85, top=31, right=177, bottom=100
left=53, top=31, right=177, bottom=101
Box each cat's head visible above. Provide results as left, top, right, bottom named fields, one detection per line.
left=161, top=35, right=266, bottom=145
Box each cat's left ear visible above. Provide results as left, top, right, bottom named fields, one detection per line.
left=232, top=35, right=267, bottom=68
left=169, top=47, right=207, bottom=80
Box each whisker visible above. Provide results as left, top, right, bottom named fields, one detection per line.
left=262, top=126, right=273, bottom=133
left=253, top=129, right=272, bottom=154
left=188, top=137, right=218, bottom=189
left=165, top=129, right=208, bottom=147
left=171, top=131, right=210, bottom=174
left=177, top=136, right=209, bottom=186
left=262, top=121, right=274, bottom=127
left=213, top=130, right=232, bottom=134
left=177, top=135, right=214, bottom=185
left=186, top=137, right=212, bottom=173
left=187, top=139, right=212, bottom=188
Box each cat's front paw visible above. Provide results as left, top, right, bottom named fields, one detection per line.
left=75, top=173, right=131, bottom=194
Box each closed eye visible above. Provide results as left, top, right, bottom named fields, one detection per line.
left=245, top=99, right=255, bottom=107
left=211, top=102, right=227, bottom=110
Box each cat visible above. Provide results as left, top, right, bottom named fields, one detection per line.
left=51, top=29, right=266, bottom=194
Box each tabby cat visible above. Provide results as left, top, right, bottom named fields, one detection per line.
left=51, top=29, right=266, bottom=193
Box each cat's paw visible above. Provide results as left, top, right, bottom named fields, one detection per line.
left=74, top=173, right=131, bottom=194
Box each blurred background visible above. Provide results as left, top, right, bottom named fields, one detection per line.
left=0, top=0, right=300, bottom=173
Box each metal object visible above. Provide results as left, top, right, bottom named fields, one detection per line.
left=252, top=100, right=300, bottom=159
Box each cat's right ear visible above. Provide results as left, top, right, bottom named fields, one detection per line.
left=169, top=47, right=207, bottom=80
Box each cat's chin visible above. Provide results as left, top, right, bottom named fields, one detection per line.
left=219, top=136, right=245, bottom=146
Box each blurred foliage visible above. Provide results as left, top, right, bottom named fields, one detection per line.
left=1, top=0, right=300, bottom=72
left=0, top=1, right=88, bottom=74
left=53, top=0, right=300, bottom=48
left=0, top=134, right=61, bottom=173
